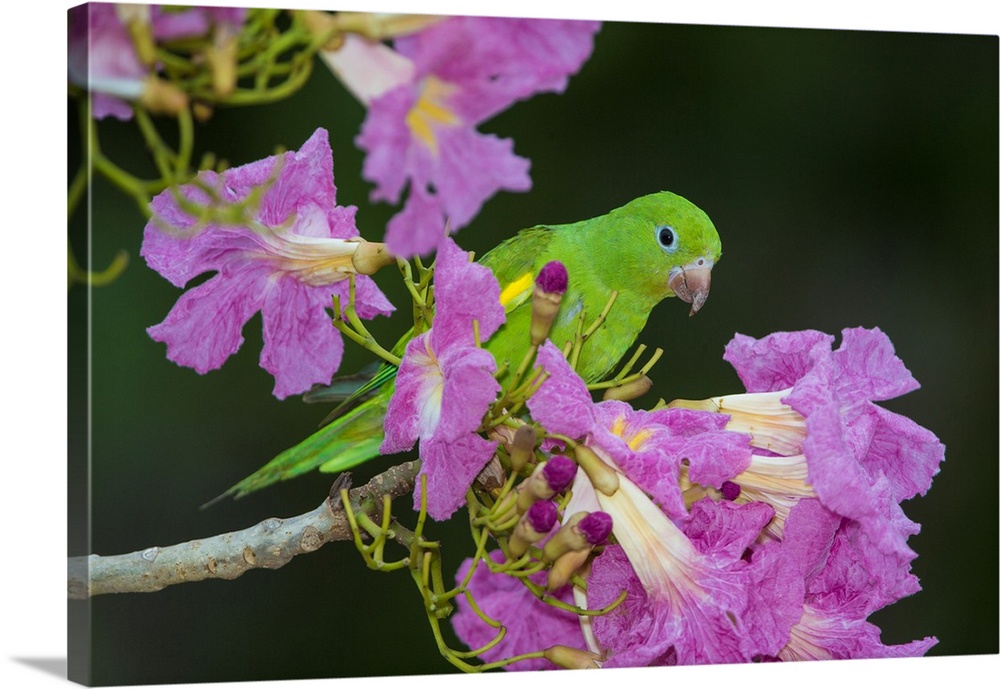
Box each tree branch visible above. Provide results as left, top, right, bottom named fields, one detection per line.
left=68, top=461, right=420, bottom=599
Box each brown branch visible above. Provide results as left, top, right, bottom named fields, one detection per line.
left=68, top=461, right=420, bottom=599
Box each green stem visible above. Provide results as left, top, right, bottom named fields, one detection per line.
left=68, top=247, right=130, bottom=289
left=133, top=108, right=177, bottom=184
left=175, top=106, right=195, bottom=176
left=67, top=164, right=88, bottom=220
left=332, top=295, right=402, bottom=366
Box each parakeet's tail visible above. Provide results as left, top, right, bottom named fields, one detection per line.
left=202, top=393, right=389, bottom=507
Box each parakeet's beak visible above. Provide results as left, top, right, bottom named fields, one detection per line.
left=668, top=260, right=713, bottom=316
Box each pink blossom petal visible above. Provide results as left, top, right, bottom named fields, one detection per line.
left=147, top=265, right=268, bottom=375
left=738, top=540, right=806, bottom=658
left=381, top=334, right=438, bottom=454
left=435, top=346, right=500, bottom=442
left=587, top=546, right=676, bottom=666
left=356, top=86, right=415, bottom=205
left=771, top=495, right=934, bottom=662
left=781, top=499, right=842, bottom=577
left=415, top=434, right=497, bottom=520
left=527, top=341, right=596, bottom=439
left=451, top=551, right=585, bottom=671
left=237, top=130, right=346, bottom=233
left=431, top=125, right=531, bottom=228
left=800, top=403, right=902, bottom=549
left=589, top=403, right=751, bottom=519
left=92, top=94, right=135, bottom=121
left=68, top=5, right=146, bottom=121
left=151, top=6, right=248, bottom=40
left=383, top=185, right=447, bottom=258
left=587, top=477, right=753, bottom=666
left=781, top=606, right=937, bottom=660
left=355, top=18, right=599, bottom=255
left=862, top=404, right=944, bottom=501
left=141, top=191, right=252, bottom=288
left=396, top=17, right=601, bottom=113
left=683, top=499, right=774, bottom=566
left=432, top=236, right=505, bottom=343
left=724, top=330, right=834, bottom=393
left=151, top=6, right=211, bottom=40
left=832, top=327, right=919, bottom=401
left=647, top=406, right=730, bottom=435
left=728, top=499, right=841, bottom=659
left=806, top=480, right=922, bottom=617
left=259, top=280, right=344, bottom=400
left=588, top=545, right=748, bottom=667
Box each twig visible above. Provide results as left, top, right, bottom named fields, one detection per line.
left=68, top=461, right=420, bottom=599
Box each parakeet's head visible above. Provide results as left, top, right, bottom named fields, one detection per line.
left=604, top=190, right=722, bottom=315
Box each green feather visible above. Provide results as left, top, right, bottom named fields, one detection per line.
left=214, top=191, right=721, bottom=501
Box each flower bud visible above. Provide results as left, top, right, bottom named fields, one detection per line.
left=206, top=30, right=239, bottom=98
left=542, top=511, right=612, bottom=563
left=543, top=645, right=603, bottom=670
left=192, top=102, right=215, bottom=122
left=350, top=240, right=395, bottom=275
left=118, top=4, right=155, bottom=66
left=572, top=445, right=619, bottom=496
left=508, top=500, right=558, bottom=558
left=546, top=549, right=589, bottom=591
left=516, top=455, right=576, bottom=513
left=138, top=76, right=189, bottom=116
left=578, top=511, right=613, bottom=545
left=601, top=375, right=653, bottom=402
left=545, top=512, right=612, bottom=589
left=530, top=261, right=568, bottom=345
left=721, top=480, right=741, bottom=501
left=508, top=425, right=537, bottom=473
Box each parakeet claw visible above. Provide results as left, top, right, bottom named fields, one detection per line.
left=668, top=263, right=712, bottom=316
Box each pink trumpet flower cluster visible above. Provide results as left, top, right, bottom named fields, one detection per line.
left=451, top=329, right=944, bottom=668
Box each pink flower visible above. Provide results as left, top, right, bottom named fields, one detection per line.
left=722, top=328, right=946, bottom=556
left=581, top=478, right=772, bottom=666
left=773, top=498, right=937, bottom=660
left=528, top=341, right=752, bottom=519
left=337, top=17, right=600, bottom=256
left=520, top=341, right=765, bottom=665
left=142, top=128, right=393, bottom=399
left=68, top=4, right=147, bottom=120
left=450, top=328, right=941, bottom=667
left=451, top=551, right=587, bottom=671
left=381, top=236, right=505, bottom=520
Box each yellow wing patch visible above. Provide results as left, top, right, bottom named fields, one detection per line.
left=499, top=272, right=535, bottom=311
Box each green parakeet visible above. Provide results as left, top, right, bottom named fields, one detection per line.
left=216, top=190, right=721, bottom=500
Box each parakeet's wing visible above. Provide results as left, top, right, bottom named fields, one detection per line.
left=302, top=361, right=383, bottom=405
left=307, top=361, right=397, bottom=427
left=480, top=226, right=555, bottom=314
left=203, top=391, right=392, bottom=506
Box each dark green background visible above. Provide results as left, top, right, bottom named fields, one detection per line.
left=68, top=15, right=998, bottom=685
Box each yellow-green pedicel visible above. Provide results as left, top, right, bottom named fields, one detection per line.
left=222, top=191, right=722, bottom=499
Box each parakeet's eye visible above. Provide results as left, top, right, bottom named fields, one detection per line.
left=656, top=225, right=678, bottom=252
